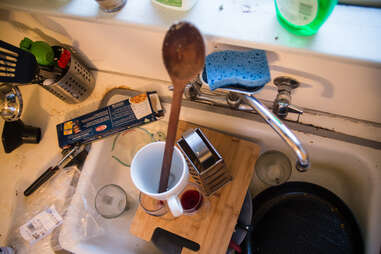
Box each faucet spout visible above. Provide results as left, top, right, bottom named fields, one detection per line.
left=241, top=94, right=310, bottom=172
left=183, top=80, right=310, bottom=171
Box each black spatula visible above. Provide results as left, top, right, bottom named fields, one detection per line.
left=0, top=40, right=38, bottom=83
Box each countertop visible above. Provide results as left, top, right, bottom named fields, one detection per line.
left=0, top=71, right=172, bottom=250
left=1, top=0, right=380, bottom=65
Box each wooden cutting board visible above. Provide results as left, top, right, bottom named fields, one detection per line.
left=130, top=121, right=260, bottom=254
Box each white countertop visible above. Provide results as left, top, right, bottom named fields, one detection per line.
left=0, top=71, right=172, bottom=249
left=1, top=0, right=380, bottom=65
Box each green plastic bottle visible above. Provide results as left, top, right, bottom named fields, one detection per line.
left=20, top=37, right=55, bottom=66
left=274, top=0, right=337, bottom=36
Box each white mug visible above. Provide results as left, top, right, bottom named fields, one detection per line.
left=130, top=142, right=189, bottom=217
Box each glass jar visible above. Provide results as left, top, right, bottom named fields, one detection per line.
left=96, top=0, right=127, bottom=12
left=152, top=0, right=198, bottom=11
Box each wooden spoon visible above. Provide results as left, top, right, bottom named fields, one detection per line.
left=159, top=22, right=205, bottom=193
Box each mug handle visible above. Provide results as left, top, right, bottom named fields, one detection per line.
left=167, top=195, right=183, bottom=217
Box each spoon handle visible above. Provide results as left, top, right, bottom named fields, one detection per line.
left=159, top=83, right=185, bottom=193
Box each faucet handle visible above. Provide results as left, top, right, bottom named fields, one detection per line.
left=273, top=76, right=300, bottom=91
left=287, top=104, right=303, bottom=115
left=273, top=77, right=302, bottom=118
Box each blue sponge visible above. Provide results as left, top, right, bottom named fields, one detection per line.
left=205, top=49, right=270, bottom=91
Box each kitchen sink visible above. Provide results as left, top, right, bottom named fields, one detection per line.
left=59, top=91, right=381, bottom=254
left=59, top=126, right=163, bottom=254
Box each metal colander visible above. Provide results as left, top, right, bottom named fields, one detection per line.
left=42, top=54, right=95, bottom=104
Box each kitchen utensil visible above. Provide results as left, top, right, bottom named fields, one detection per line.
left=57, top=48, right=71, bottom=69
left=255, top=150, right=292, bottom=185
left=64, top=145, right=90, bottom=170
left=0, top=83, right=23, bottom=121
left=2, top=120, right=40, bottom=153
left=0, top=40, right=94, bottom=104
left=24, top=145, right=81, bottom=196
left=151, top=228, right=200, bottom=253
left=248, top=182, right=364, bottom=254
left=0, top=247, right=15, bottom=254
left=159, top=22, right=205, bottom=193
left=0, top=40, right=38, bottom=83
left=130, top=120, right=260, bottom=254
left=19, top=37, right=55, bottom=66
left=95, top=184, right=128, bottom=218
left=200, top=70, right=309, bottom=172
left=41, top=52, right=95, bottom=104
left=241, top=224, right=254, bottom=254
left=177, top=128, right=232, bottom=196
left=131, top=141, right=189, bottom=217
left=227, top=191, right=253, bottom=254
left=228, top=241, right=242, bottom=253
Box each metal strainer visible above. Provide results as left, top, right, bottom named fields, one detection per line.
left=42, top=54, right=95, bottom=104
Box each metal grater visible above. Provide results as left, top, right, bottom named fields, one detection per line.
left=42, top=54, right=95, bottom=104
left=177, top=128, right=232, bottom=196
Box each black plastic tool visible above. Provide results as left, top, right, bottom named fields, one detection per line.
left=2, top=120, right=41, bottom=153
left=151, top=227, right=200, bottom=254
left=24, top=145, right=79, bottom=196
left=0, top=40, right=38, bottom=83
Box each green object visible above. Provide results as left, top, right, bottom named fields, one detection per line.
left=20, top=37, right=54, bottom=66
left=274, top=0, right=337, bottom=36
left=155, top=0, right=182, bottom=7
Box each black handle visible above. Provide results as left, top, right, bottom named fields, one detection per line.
left=24, top=166, right=59, bottom=196
left=151, top=227, right=200, bottom=253
left=244, top=226, right=253, bottom=254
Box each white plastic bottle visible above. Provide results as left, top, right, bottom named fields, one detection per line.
left=152, top=0, right=198, bottom=11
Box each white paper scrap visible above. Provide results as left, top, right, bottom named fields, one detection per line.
left=19, top=205, right=63, bottom=244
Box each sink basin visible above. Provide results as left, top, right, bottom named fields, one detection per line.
left=59, top=92, right=381, bottom=254
left=59, top=93, right=165, bottom=254
left=59, top=126, right=163, bottom=254
left=250, top=143, right=377, bottom=253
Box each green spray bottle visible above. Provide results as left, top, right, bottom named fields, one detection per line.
left=274, top=0, right=337, bottom=36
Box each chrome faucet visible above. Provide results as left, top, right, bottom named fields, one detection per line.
left=182, top=76, right=310, bottom=172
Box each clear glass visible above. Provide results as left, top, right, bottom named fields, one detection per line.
left=96, top=0, right=127, bottom=12
left=152, top=0, right=199, bottom=11
left=111, top=124, right=166, bottom=168
left=139, top=183, right=210, bottom=219
left=139, top=192, right=168, bottom=217
left=95, top=184, right=128, bottom=218
left=255, top=150, right=292, bottom=185
left=179, top=183, right=210, bottom=221
left=180, top=183, right=204, bottom=214
left=275, top=0, right=338, bottom=36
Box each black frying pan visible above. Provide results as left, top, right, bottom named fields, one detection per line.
left=246, top=182, right=364, bottom=254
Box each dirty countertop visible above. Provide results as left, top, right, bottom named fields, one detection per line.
left=0, top=71, right=172, bottom=250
